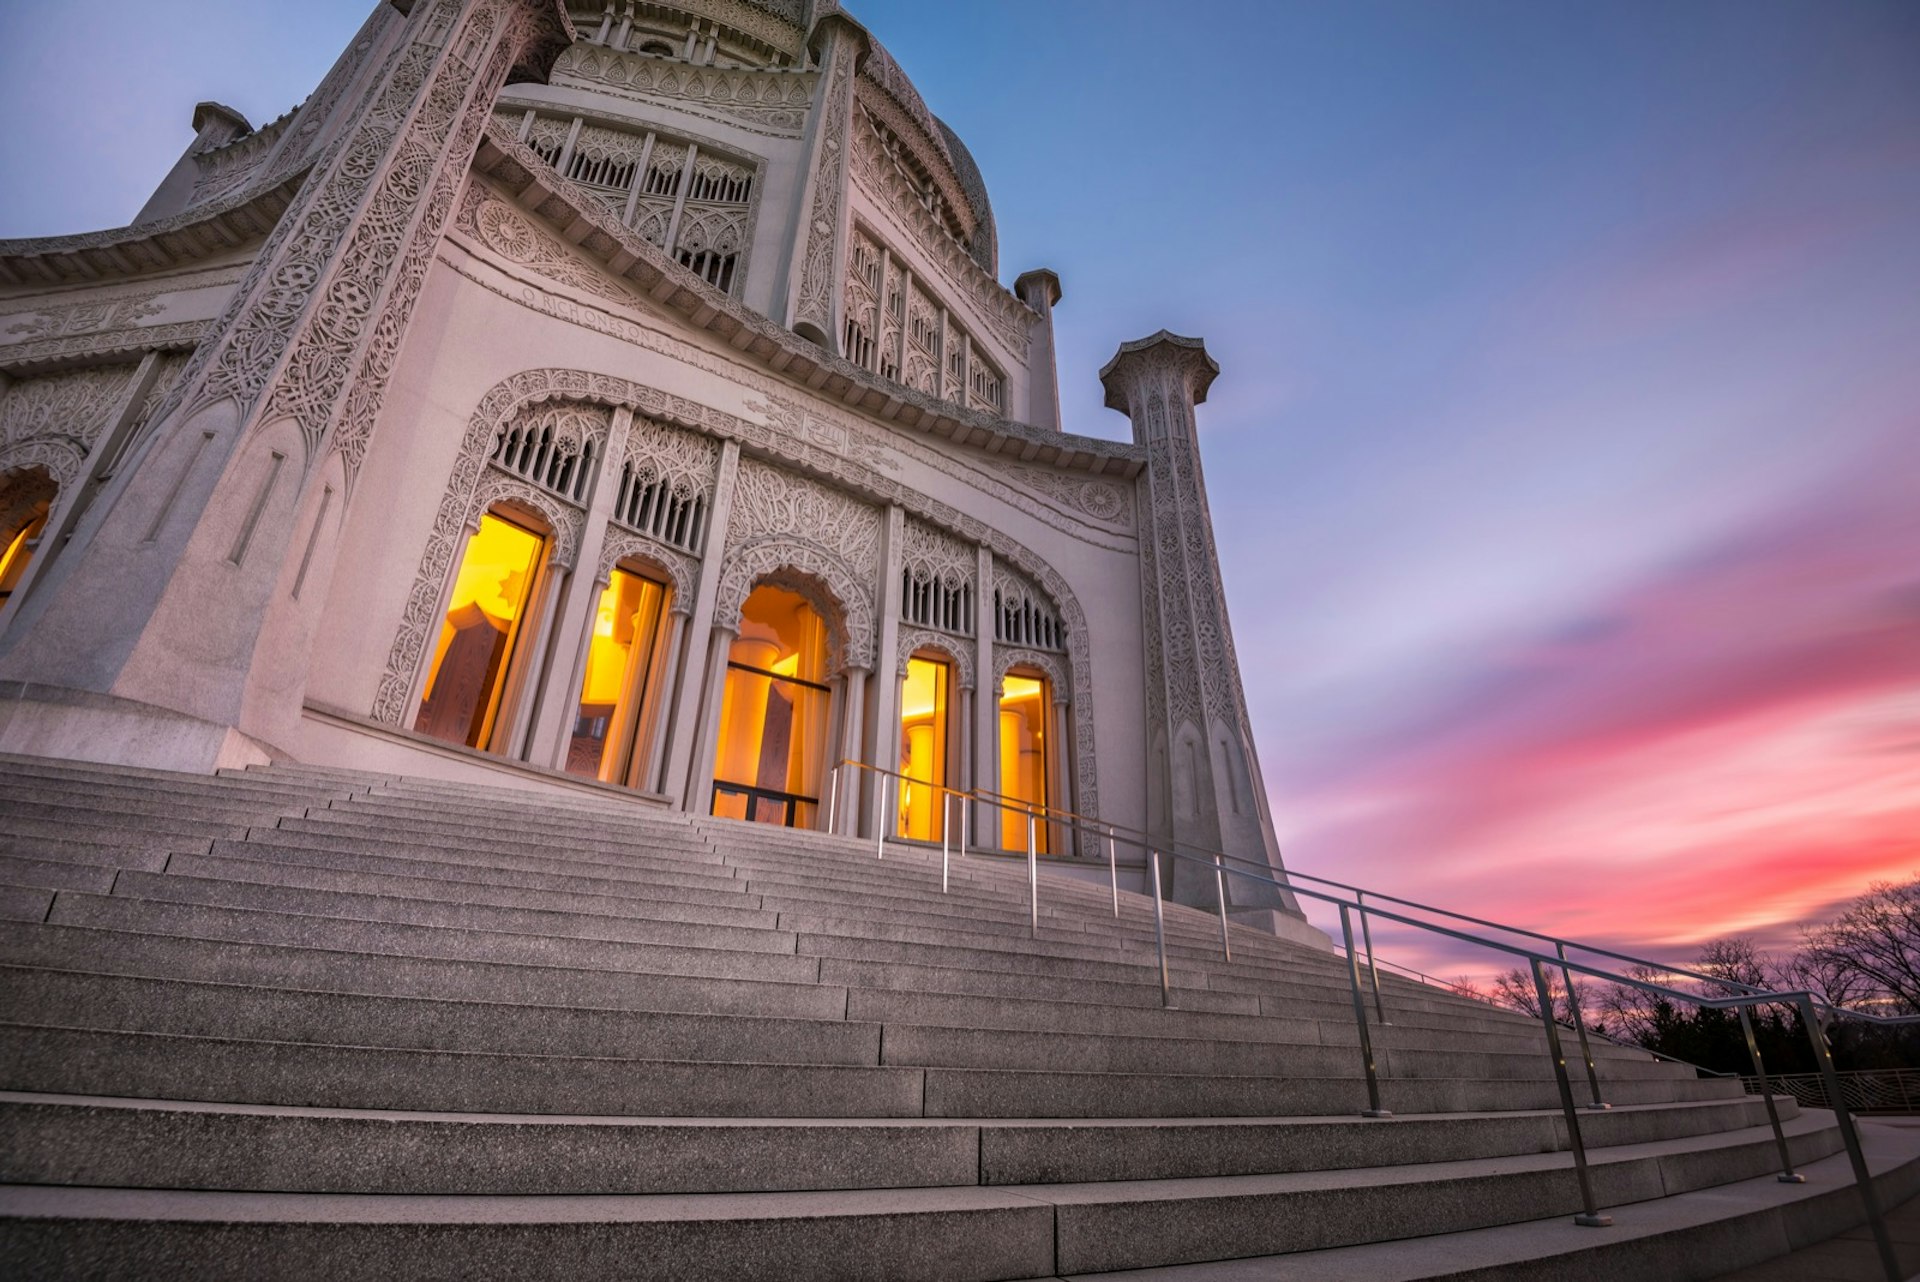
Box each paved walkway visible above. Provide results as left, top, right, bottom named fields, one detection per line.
left=1712, top=1119, right=1920, bottom=1282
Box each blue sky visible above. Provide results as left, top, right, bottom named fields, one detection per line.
left=4, top=1, right=1917, bottom=973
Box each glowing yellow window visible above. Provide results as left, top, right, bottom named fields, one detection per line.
left=897, top=653, right=950, bottom=841
left=712, top=585, right=830, bottom=827
left=998, top=671, right=1050, bottom=852
left=566, top=568, right=668, bottom=783
left=0, top=512, right=49, bottom=607
left=415, top=512, right=544, bottom=749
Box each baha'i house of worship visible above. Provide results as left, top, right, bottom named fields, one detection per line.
left=0, top=0, right=1300, bottom=926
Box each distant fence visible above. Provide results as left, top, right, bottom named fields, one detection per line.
left=1742, top=1068, right=1920, bottom=1113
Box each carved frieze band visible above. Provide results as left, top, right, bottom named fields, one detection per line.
left=553, top=45, right=815, bottom=137
left=436, top=194, right=1134, bottom=554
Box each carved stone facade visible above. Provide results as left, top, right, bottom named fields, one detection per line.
left=1, top=1, right=1295, bottom=926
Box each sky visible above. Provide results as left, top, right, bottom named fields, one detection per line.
left=3, top=1, right=1917, bottom=980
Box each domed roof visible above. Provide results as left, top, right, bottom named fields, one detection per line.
left=932, top=117, right=997, bottom=276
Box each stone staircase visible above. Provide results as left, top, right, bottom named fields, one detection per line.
left=0, top=752, right=1915, bottom=1280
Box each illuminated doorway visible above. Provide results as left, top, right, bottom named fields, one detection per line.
left=0, top=467, right=56, bottom=611
left=566, top=568, right=668, bottom=783
left=897, top=653, right=951, bottom=841
left=711, top=585, right=831, bottom=827
left=998, top=669, right=1051, bottom=852
left=415, top=511, right=544, bottom=749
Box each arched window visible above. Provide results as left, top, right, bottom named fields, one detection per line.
left=897, top=651, right=952, bottom=842
left=998, top=667, right=1052, bottom=853
left=415, top=510, right=546, bottom=750
left=565, top=566, right=669, bottom=784
left=0, top=468, right=58, bottom=612
left=711, top=585, right=831, bottom=827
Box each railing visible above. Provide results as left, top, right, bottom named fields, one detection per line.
left=816, top=757, right=1918, bottom=1281
left=1744, top=1069, right=1920, bottom=1114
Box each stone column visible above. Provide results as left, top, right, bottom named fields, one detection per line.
left=661, top=438, right=740, bottom=805
left=840, top=665, right=869, bottom=836
left=0, top=0, right=576, bottom=771
left=1013, top=269, right=1063, bottom=432
left=640, top=607, right=689, bottom=793
left=1099, top=331, right=1300, bottom=918
left=684, top=622, right=736, bottom=817
left=524, top=407, right=630, bottom=767
left=972, top=542, right=997, bottom=847
left=868, top=504, right=904, bottom=779
left=956, top=684, right=973, bottom=849
left=770, top=12, right=870, bottom=347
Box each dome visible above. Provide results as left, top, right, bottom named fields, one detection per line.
left=933, top=116, right=997, bottom=276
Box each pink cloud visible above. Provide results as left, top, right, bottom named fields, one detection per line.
left=1282, top=433, right=1920, bottom=975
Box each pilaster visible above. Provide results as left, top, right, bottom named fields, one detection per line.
left=771, top=13, right=870, bottom=346
left=663, top=437, right=741, bottom=805
left=0, top=0, right=577, bottom=770
left=1099, top=331, right=1299, bottom=916
left=1013, top=269, right=1063, bottom=432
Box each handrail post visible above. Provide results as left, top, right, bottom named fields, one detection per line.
left=1738, top=1004, right=1802, bottom=1183
left=958, top=794, right=968, bottom=859
left=1358, top=891, right=1386, bottom=1025
left=1798, top=995, right=1900, bottom=1282
left=826, top=765, right=839, bottom=833
left=1107, top=827, right=1119, bottom=919
left=1339, top=903, right=1391, bottom=1118
left=940, top=791, right=951, bottom=894
left=1531, top=957, right=1610, bottom=1227
left=874, top=774, right=889, bottom=860
left=1213, top=853, right=1232, bottom=962
left=1148, top=850, right=1172, bottom=1007
left=1556, top=942, right=1608, bottom=1110
left=1027, top=812, right=1038, bottom=937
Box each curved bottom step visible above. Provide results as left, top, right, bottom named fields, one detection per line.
left=1048, top=1117, right=1920, bottom=1281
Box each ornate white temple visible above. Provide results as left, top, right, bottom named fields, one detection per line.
left=0, top=0, right=1297, bottom=922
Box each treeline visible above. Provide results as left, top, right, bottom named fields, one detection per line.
left=1452, top=875, right=1920, bottom=1076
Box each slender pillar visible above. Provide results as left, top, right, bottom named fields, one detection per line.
left=972, top=543, right=996, bottom=845
left=684, top=623, right=736, bottom=816
left=1100, top=332, right=1299, bottom=916
left=525, top=408, right=630, bottom=766
left=1013, top=269, right=1063, bottom=432
left=642, top=608, right=689, bottom=793
left=840, top=666, right=869, bottom=836
left=661, top=439, right=740, bottom=803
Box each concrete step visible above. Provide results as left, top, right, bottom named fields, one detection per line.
left=0, top=853, right=118, bottom=893
left=0, top=834, right=169, bottom=872
left=1, top=754, right=357, bottom=800
left=266, top=811, right=728, bottom=865
left=0, top=1181, right=1056, bottom=1282
left=241, top=823, right=743, bottom=887
left=100, top=871, right=802, bottom=956
left=0, top=787, right=302, bottom=829
left=313, top=796, right=716, bottom=852
left=158, top=849, right=781, bottom=932
left=0, top=917, right=841, bottom=1015
left=1052, top=1118, right=1920, bottom=1282
left=328, top=789, right=703, bottom=839
left=0, top=1023, right=927, bottom=1118
left=0, top=1113, right=1844, bottom=1281
left=0, top=1094, right=1793, bottom=1196
left=210, top=836, right=758, bottom=908
left=0, top=808, right=247, bottom=844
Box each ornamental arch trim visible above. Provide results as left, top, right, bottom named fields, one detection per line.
left=995, top=646, right=1069, bottom=702
left=897, top=627, right=975, bottom=690
left=714, top=537, right=868, bottom=676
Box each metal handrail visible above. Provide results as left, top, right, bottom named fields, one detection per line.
left=816, top=755, right=1915, bottom=1279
